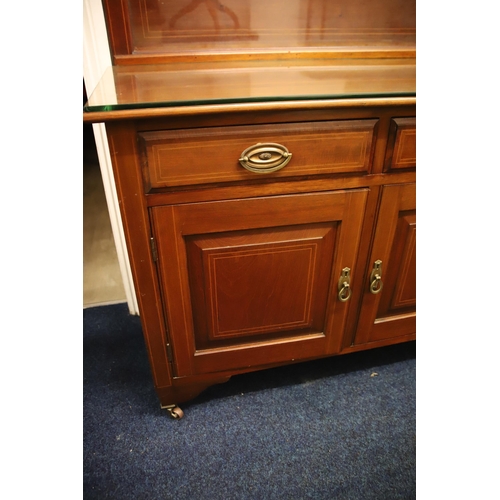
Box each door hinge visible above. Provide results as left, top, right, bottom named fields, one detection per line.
left=166, top=343, right=173, bottom=363
left=150, top=237, right=158, bottom=262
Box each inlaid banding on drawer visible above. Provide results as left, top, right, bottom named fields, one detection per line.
left=384, top=117, right=416, bottom=171
left=139, top=120, right=378, bottom=191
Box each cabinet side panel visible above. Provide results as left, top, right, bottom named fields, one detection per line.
left=106, top=123, right=173, bottom=389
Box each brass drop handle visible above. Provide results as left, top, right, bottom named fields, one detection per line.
left=369, top=260, right=383, bottom=294
left=337, top=267, right=352, bottom=302
left=239, top=142, right=292, bottom=174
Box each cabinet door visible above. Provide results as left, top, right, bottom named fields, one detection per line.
left=354, top=183, right=416, bottom=345
left=152, top=190, right=367, bottom=377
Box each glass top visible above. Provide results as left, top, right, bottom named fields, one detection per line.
left=84, top=59, right=416, bottom=113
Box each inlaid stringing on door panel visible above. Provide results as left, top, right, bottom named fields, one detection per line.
left=186, top=223, right=337, bottom=350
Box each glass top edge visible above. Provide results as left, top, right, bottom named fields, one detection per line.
left=85, top=60, right=416, bottom=113
left=84, top=92, right=416, bottom=113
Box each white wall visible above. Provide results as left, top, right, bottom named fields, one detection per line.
left=83, top=0, right=139, bottom=315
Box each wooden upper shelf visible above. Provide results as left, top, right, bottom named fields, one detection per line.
left=103, top=0, right=416, bottom=64
left=85, top=1, right=415, bottom=121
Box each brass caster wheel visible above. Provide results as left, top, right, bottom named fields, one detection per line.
left=166, top=406, right=184, bottom=419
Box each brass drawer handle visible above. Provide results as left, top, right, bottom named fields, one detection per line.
left=338, top=267, right=352, bottom=302
left=239, top=143, right=292, bottom=174
left=369, top=260, right=383, bottom=294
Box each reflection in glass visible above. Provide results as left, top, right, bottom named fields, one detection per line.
left=169, top=1, right=241, bottom=30
left=127, top=0, right=415, bottom=54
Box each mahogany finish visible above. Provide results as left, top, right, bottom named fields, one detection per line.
left=85, top=0, right=416, bottom=413
left=139, top=120, right=377, bottom=190
left=100, top=105, right=416, bottom=409
left=102, top=0, right=415, bottom=63
left=152, top=189, right=367, bottom=376
left=349, top=183, right=416, bottom=346
left=384, top=117, right=416, bottom=172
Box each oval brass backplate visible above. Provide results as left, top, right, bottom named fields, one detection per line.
left=239, top=142, right=292, bottom=174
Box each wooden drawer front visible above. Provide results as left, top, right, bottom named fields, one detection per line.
left=384, top=117, right=416, bottom=171
left=139, top=120, right=377, bottom=191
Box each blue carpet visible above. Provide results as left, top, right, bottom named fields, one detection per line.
left=84, top=303, right=416, bottom=499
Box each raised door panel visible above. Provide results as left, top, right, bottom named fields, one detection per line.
left=353, top=183, right=416, bottom=345
left=186, top=224, right=336, bottom=346
left=152, top=189, right=367, bottom=377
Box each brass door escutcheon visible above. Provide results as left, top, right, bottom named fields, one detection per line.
left=239, top=142, right=292, bottom=173
left=369, top=260, right=383, bottom=294
left=338, top=267, right=352, bottom=302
